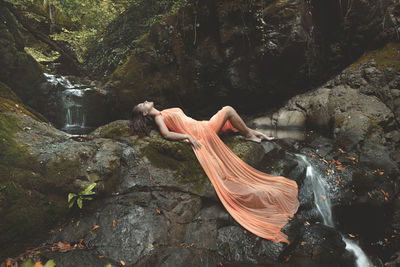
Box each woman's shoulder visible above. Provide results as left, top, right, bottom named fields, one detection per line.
left=161, top=107, right=182, bottom=113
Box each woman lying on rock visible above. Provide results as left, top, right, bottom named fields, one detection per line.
left=129, top=101, right=299, bottom=244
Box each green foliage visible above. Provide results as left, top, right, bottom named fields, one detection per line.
left=68, top=182, right=96, bottom=208
left=7, top=0, right=188, bottom=63
left=21, top=258, right=55, bottom=267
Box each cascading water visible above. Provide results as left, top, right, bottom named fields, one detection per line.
left=62, top=88, right=91, bottom=132
left=297, top=154, right=372, bottom=267
left=43, top=73, right=101, bottom=134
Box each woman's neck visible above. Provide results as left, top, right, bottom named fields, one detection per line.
left=148, top=107, right=160, bottom=116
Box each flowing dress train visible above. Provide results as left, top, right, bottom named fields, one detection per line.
left=159, top=107, right=299, bottom=243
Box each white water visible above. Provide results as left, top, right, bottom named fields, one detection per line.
left=44, top=73, right=92, bottom=133
left=297, top=154, right=372, bottom=267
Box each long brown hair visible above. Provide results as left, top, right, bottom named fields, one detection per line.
left=129, top=104, right=154, bottom=137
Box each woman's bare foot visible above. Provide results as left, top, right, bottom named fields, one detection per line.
left=245, top=134, right=262, bottom=143
left=251, top=129, right=275, bottom=141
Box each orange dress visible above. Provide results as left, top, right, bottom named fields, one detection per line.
left=159, top=107, right=299, bottom=243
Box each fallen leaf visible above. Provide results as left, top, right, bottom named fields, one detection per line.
left=6, top=260, right=11, bottom=267
left=219, top=262, right=223, bottom=266
left=55, top=241, right=72, bottom=252
left=336, top=165, right=343, bottom=171
left=243, top=230, right=247, bottom=234
left=320, top=195, right=327, bottom=200
left=120, top=260, right=126, bottom=265
left=338, top=148, right=344, bottom=153
left=33, top=262, right=43, bottom=267
left=155, top=208, right=160, bottom=214
left=92, top=225, right=100, bottom=231
left=300, top=241, right=307, bottom=246
left=113, top=220, right=116, bottom=227
left=379, top=171, right=384, bottom=175
left=98, top=255, right=104, bottom=258
left=284, top=255, right=291, bottom=262
left=32, top=137, right=38, bottom=141
left=348, top=233, right=356, bottom=238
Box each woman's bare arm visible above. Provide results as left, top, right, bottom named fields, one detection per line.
left=154, top=116, right=201, bottom=148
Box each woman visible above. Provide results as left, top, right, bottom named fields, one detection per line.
left=130, top=101, right=299, bottom=244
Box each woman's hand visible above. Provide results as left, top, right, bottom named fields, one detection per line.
left=187, top=135, right=201, bottom=149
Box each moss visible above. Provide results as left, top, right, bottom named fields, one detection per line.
left=101, top=124, right=130, bottom=139
left=351, top=42, right=400, bottom=71
left=222, top=135, right=255, bottom=162
left=0, top=103, right=65, bottom=258
left=0, top=97, right=42, bottom=121
left=334, top=116, right=346, bottom=129
left=138, top=132, right=257, bottom=194
left=139, top=132, right=208, bottom=194
left=0, top=81, right=21, bottom=103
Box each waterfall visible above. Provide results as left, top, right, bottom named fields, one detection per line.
left=43, top=73, right=95, bottom=134
left=297, top=154, right=372, bottom=267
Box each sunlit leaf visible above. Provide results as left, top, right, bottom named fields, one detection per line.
left=77, top=198, right=83, bottom=209
left=68, top=193, right=77, bottom=203
left=21, top=259, right=34, bottom=267
left=43, top=259, right=56, bottom=267
left=120, top=260, right=125, bottom=265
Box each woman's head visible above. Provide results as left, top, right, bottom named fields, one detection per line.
left=129, top=100, right=155, bottom=137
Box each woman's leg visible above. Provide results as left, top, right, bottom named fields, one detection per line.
left=218, top=106, right=274, bottom=143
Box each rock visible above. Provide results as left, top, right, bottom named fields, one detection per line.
left=0, top=2, right=46, bottom=110
left=385, top=252, right=400, bottom=267
left=292, top=223, right=355, bottom=266
left=105, top=0, right=394, bottom=117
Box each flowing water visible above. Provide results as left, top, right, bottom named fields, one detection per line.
left=43, top=73, right=100, bottom=134
left=297, top=154, right=372, bottom=267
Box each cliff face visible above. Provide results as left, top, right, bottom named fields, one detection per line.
left=107, top=0, right=395, bottom=117
left=0, top=1, right=46, bottom=108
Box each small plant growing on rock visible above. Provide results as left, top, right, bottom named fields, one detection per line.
left=68, top=182, right=96, bottom=208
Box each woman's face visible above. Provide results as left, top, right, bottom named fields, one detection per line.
left=137, top=100, right=154, bottom=115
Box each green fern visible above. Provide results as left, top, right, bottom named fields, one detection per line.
left=68, top=182, right=96, bottom=209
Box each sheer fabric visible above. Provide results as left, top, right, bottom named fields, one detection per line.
left=159, top=107, right=299, bottom=243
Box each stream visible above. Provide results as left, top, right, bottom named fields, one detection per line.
left=43, top=73, right=114, bottom=135
left=297, top=154, right=372, bottom=267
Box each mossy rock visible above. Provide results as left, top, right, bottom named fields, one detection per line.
left=0, top=81, right=21, bottom=103
left=133, top=130, right=264, bottom=195
left=91, top=120, right=130, bottom=139
left=0, top=110, right=68, bottom=258
left=0, top=103, right=67, bottom=259
left=137, top=131, right=207, bottom=194
left=351, top=42, right=400, bottom=71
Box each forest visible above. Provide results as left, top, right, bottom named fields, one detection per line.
left=1, top=0, right=400, bottom=266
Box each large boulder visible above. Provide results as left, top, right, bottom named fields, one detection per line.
left=0, top=1, right=46, bottom=109
left=107, top=0, right=395, bottom=118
